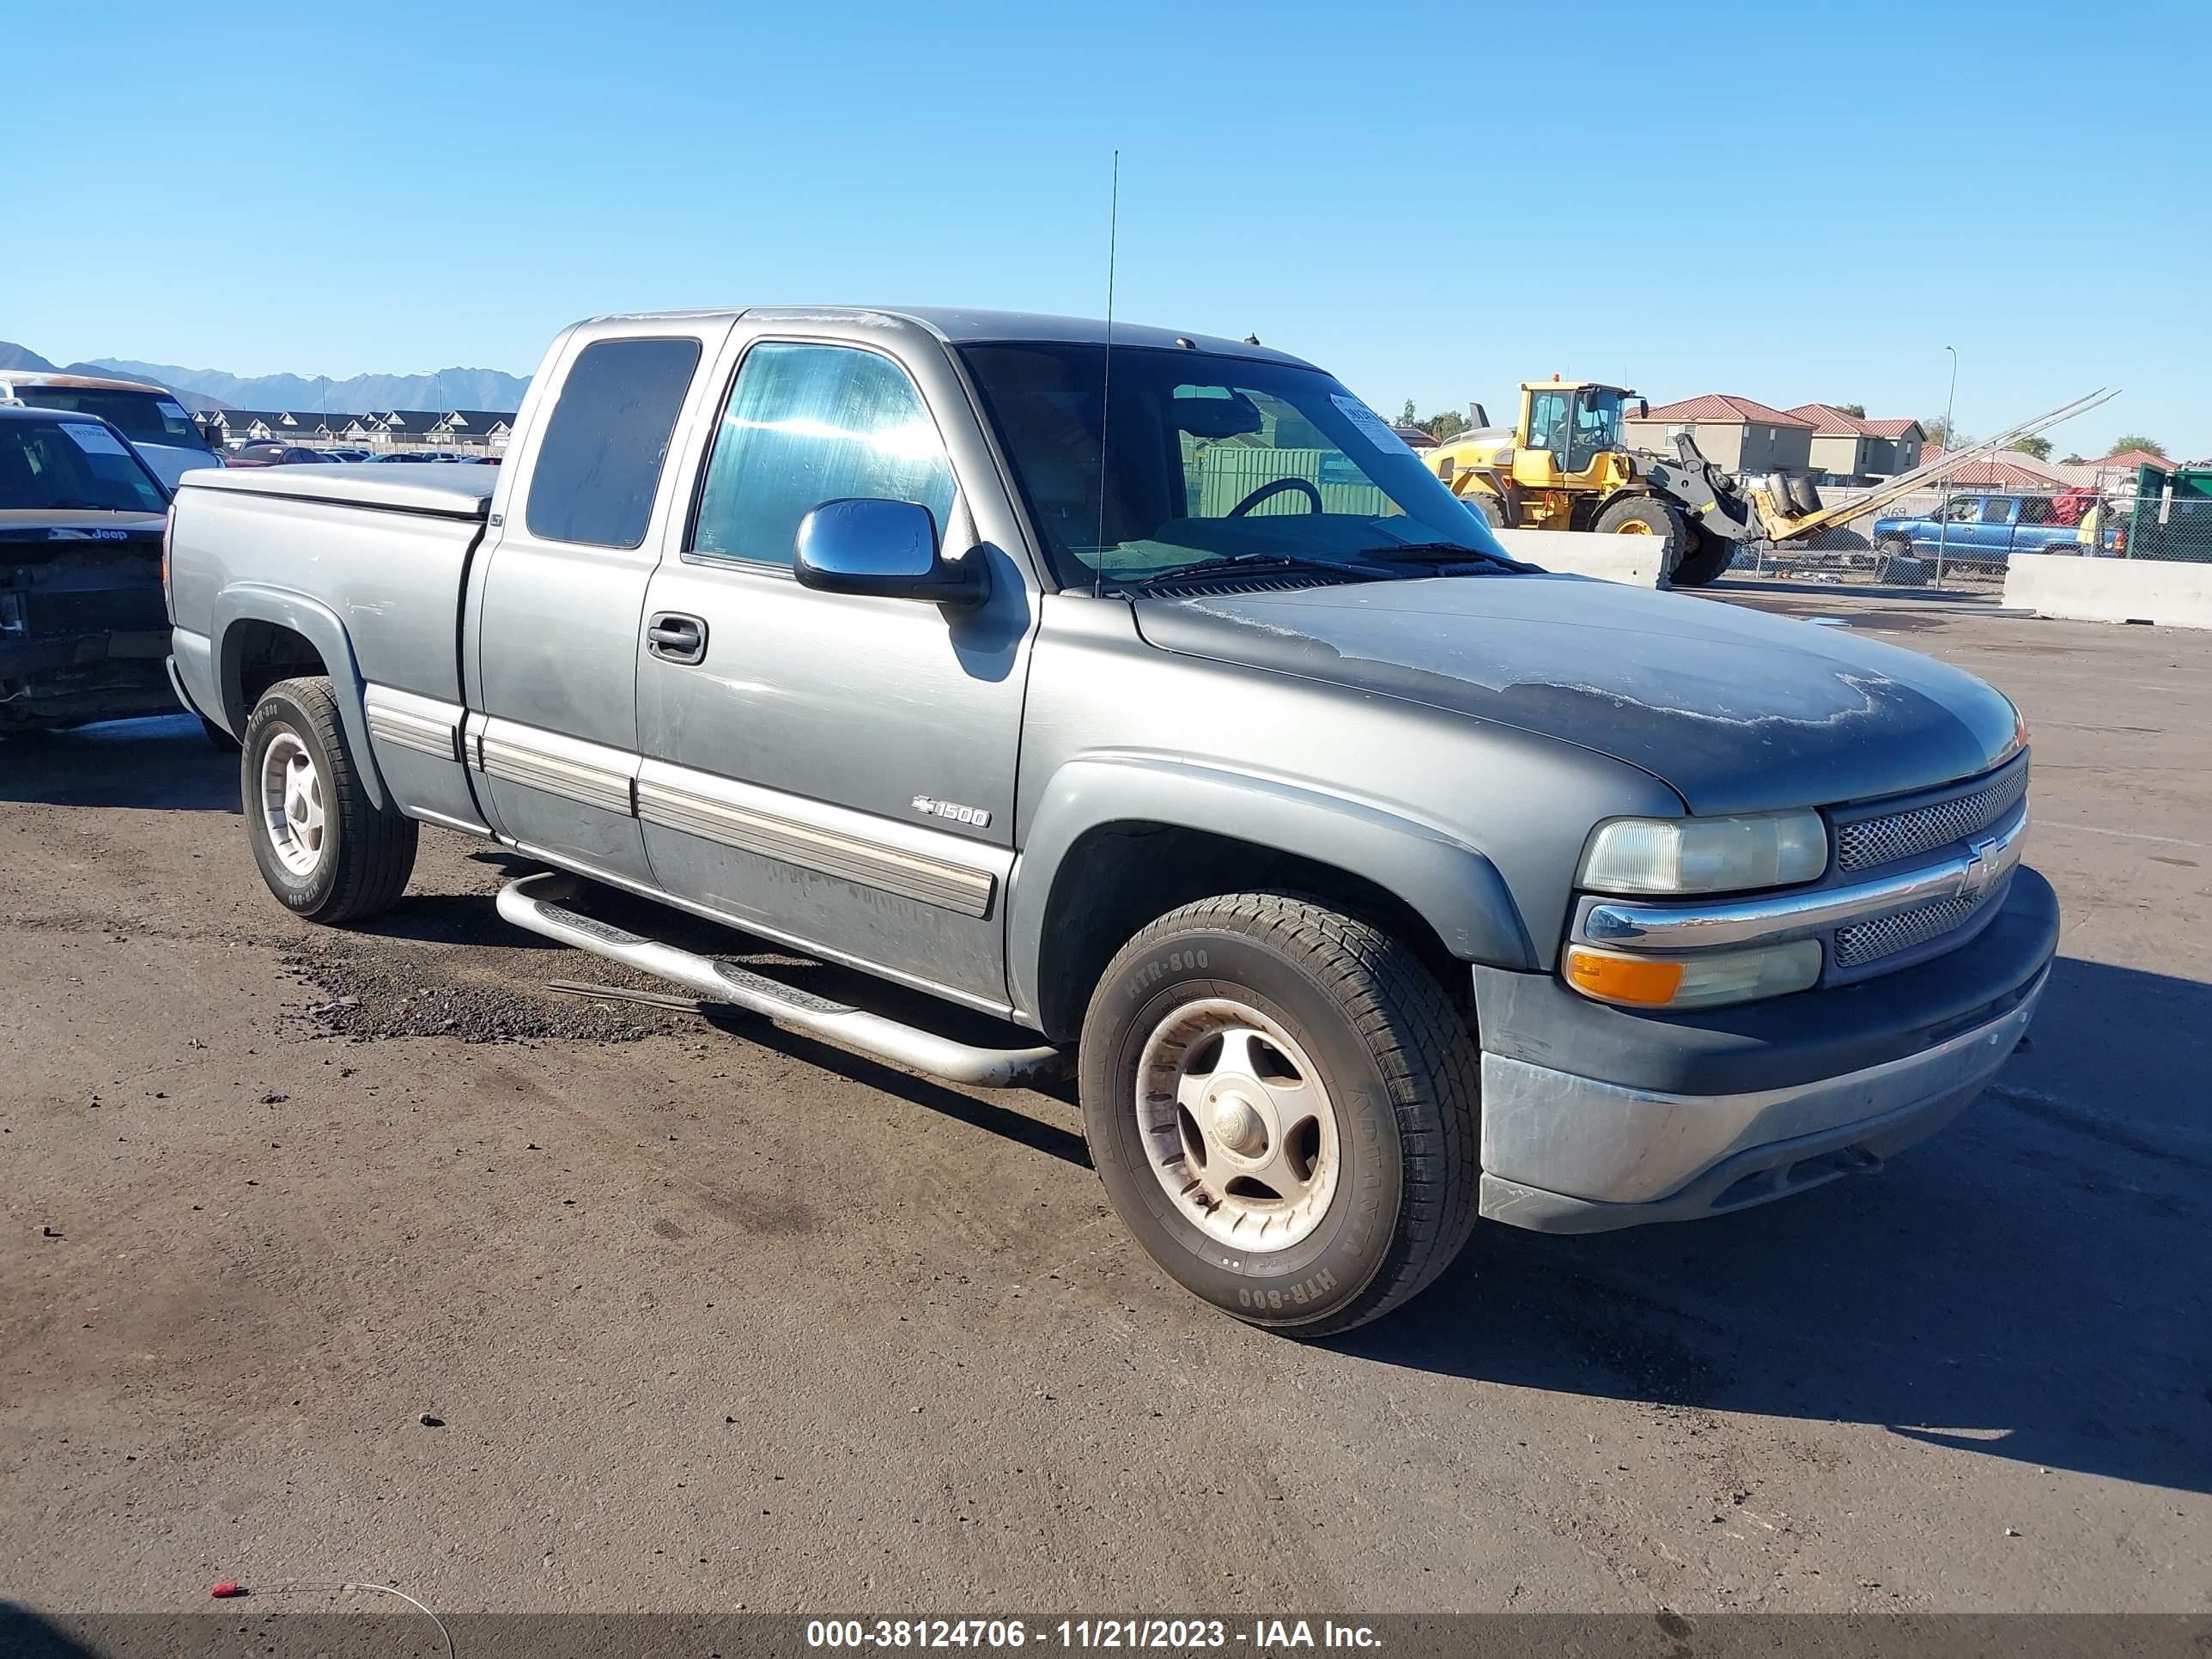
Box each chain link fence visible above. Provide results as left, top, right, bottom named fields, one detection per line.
left=1709, top=461, right=2211, bottom=591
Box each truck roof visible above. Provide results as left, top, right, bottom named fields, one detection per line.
left=584, top=306, right=1317, bottom=369
left=0, top=369, right=175, bottom=396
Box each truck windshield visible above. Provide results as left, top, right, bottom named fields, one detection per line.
left=0, top=417, right=170, bottom=513
left=959, top=343, right=1508, bottom=586
left=10, top=387, right=214, bottom=452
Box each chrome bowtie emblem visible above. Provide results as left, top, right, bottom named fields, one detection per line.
left=1959, top=831, right=2002, bottom=902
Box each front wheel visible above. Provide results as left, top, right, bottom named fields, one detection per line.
left=1593, top=495, right=1689, bottom=572
left=242, top=676, right=417, bottom=924
left=1079, top=894, right=1481, bottom=1334
left=1672, top=524, right=1739, bottom=586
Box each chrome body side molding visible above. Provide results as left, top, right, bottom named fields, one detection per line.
left=636, top=761, right=1004, bottom=919
left=471, top=716, right=638, bottom=818
left=362, top=684, right=465, bottom=762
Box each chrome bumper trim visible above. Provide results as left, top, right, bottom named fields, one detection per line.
left=1477, top=967, right=2045, bottom=1215
left=1579, top=804, right=2027, bottom=952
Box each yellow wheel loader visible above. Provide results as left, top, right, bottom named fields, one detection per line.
left=1422, top=381, right=2116, bottom=587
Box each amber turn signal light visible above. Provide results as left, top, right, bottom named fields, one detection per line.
left=1563, top=946, right=1685, bottom=1006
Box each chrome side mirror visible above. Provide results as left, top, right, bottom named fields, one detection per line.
left=794, top=498, right=988, bottom=610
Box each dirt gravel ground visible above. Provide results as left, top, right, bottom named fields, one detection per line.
left=3, top=592, right=2207, bottom=1618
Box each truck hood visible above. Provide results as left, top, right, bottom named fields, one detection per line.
left=1132, top=574, right=2022, bottom=815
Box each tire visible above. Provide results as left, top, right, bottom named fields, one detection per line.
left=1671, top=523, right=1738, bottom=587
left=200, top=714, right=241, bottom=753
left=1079, top=893, right=1481, bottom=1335
left=1468, top=490, right=1510, bottom=530
left=1876, top=537, right=1922, bottom=582
left=240, top=676, right=417, bottom=924
left=1593, top=495, right=1688, bottom=572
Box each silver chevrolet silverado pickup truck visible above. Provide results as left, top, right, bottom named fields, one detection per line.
left=164, top=307, right=2056, bottom=1333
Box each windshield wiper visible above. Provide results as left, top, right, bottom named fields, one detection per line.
left=1352, top=541, right=1531, bottom=573
left=1115, top=552, right=1390, bottom=589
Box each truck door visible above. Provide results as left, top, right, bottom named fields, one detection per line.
left=1923, top=494, right=1982, bottom=551
left=1973, top=495, right=2021, bottom=556
left=632, top=323, right=1038, bottom=1012
left=468, top=323, right=726, bottom=883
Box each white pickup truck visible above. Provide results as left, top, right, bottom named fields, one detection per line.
left=164, top=307, right=2055, bottom=1332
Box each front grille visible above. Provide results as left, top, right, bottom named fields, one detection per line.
left=1836, top=762, right=2027, bottom=872
left=1832, top=891, right=1994, bottom=968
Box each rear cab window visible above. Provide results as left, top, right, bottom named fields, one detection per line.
left=14, top=387, right=211, bottom=452
left=524, top=337, right=703, bottom=547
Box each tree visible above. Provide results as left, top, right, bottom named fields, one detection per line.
left=2008, top=434, right=2053, bottom=460
left=1399, top=399, right=1419, bottom=428
left=1836, top=403, right=1866, bottom=419
left=2106, top=434, right=2166, bottom=458
left=2060, top=453, right=2087, bottom=465
left=1425, top=410, right=1470, bottom=442
left=1922, top=415, right=1966, bottom=449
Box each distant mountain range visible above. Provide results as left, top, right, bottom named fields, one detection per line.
left=0, top=340, right=526, bottom=415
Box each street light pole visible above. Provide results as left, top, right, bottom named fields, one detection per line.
left=1935, top=346, right=1958, bottom=590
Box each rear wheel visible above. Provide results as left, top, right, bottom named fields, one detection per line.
left=1079, top=893, right=1481, bottom=1335
left=1594, top=495, right=1688, bottom=573
left=241, top=676, right=416, bottom=924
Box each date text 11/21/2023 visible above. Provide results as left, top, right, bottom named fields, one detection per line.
left=804, top=1619, right=1383, bottom=1650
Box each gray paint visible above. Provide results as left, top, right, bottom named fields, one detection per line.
left=1128, top=575, right=2022, bottom=815
left=165, top=305, right=2053, bottom=1218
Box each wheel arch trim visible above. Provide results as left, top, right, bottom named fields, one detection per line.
left=211, top=584, right=388, bottom=810
left=1006, top=755, right=1536, bottom=1023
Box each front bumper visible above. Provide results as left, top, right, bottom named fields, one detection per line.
left=1473, top=865, right=2057, bottom=1234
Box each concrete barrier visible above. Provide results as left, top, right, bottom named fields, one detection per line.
left=2002, top=552, right=2212, bottom=629
left=1493, top=527, right=1668, bottom=588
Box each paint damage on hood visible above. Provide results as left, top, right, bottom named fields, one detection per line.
left=1133, top=574, right=2023, bottom=816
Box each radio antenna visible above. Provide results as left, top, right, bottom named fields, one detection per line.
left=1092, top=150, right=1119, bottom=600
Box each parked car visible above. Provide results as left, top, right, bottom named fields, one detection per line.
left=0, top=371, right=225, bottom=489
left=1872, top=493, right=2116, bottom=563
left=369, top=449, right=461, bottom=463
left=320, top=447, right=374, bottom=463
left=224, top=441, right=338, bottom=468
left=166, top=307, right=2055, bottom=1333
left=0, top=405, right=180, bottom=733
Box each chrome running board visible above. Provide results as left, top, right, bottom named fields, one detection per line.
left=495, top=872, right=1065, bottom=1089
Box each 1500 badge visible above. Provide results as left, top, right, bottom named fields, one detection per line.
left=912, top=795, right=991, bottom=828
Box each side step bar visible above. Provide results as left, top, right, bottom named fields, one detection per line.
left=495, top=872, right=1066, bottom=1089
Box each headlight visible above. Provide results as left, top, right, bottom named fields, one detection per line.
left=1564, top=939, right=1822, bottom=1009
left=1578, top=811, right=1827, bottom=896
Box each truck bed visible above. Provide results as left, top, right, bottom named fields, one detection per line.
left=179, top=462, right=495, bottom=520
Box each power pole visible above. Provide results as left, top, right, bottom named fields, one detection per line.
left=1934, top=346, right=1959, bottom=590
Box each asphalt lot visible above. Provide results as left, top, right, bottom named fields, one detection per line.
left=3, top=590, right=2208, bottom=1617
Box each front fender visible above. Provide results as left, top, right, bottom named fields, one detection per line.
left=212, top=584, right=387, bottom=810
left=1006, top=754, right=1536, bottom=1022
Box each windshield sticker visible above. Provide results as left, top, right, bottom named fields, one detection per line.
left=1331, top=394, right=1412, bottom=455
left=155, top=399, right=191, bottom=420
left=60, top=422, right=130, bottom=457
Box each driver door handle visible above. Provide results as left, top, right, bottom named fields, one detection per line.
left=646, top=611, right=708, bottom=665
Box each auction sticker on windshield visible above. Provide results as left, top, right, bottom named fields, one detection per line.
left=60, top=422, right=130, bottom=456
left=1330, top=393, right=1413, bottom=455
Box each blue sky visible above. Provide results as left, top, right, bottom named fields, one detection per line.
left=12, top=0, right=2207, bottom=456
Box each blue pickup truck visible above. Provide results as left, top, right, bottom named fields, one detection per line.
left=1873, top=493, right=2114, bottom=564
